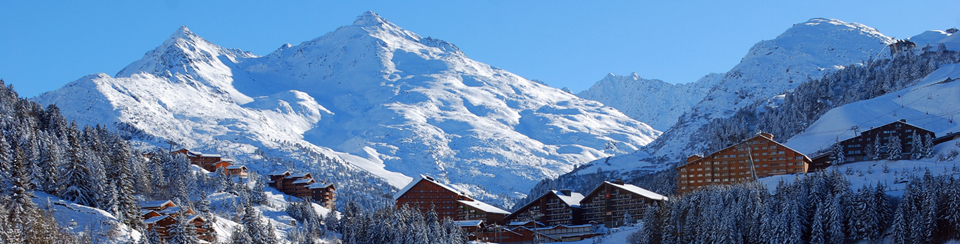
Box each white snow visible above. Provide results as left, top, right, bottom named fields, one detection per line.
left=34, top=11, right=659, bottom=206
left=784, top=63, right=960, bottom=154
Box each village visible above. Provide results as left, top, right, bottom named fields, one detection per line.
left=390, top=118, right=958, bottom=243
left=139, top=119, right=958, bottom=243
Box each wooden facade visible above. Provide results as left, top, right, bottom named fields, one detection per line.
left=268, top=171, right=337, bottom=210
left=838, top=119, right=935, bottom=162
left=310, top=183, right=337, bottom=210
left=140, top=200, right=213, bottom=242
left=677, top=133, right=812, bottom=194
left=394, top=175, right=510, bottom=225
left=172, top=148, right=247, bottom=176
left=580, top=181, right=667, bottom=227
left=505, top=190, right=584, bottom=226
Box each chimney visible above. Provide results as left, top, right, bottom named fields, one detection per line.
left=900, top=119, right=907, bottom=122
left=559, top=189, right=572, bottom=196
left=686, top=155, right=702, bottom=163
left=612, top=179, right=625, bottom=185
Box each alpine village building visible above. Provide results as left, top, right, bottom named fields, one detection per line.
left=141, top=200, right=214, bottom=242
left=579, top=180, right=669, bottom=227
left=505, top=190, right=585, bottom=226
left=172, top=149, right=248, bottom=177
left=268, top=171, right=337, bottom=210
left=838, top=119, right=935, bottom=162
left=395, top=175, right=668, bottom=243
left=394, top=175, right=510, bottom=225
left=677, top=132, right=813, bottom=194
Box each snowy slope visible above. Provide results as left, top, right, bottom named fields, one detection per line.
left=577, top=72, right=723, bottom=131
left=577, top=18, right=893, bottom=174
left=34, top=12, right=660, bottom=206
left=909, top=30, right=960, bottom=51
left=784, top=63, right=960, bottom=154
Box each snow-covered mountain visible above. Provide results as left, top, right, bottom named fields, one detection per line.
left=34, top=11, right=660, bottom=207
left=577, top=72, right=722, bottom=131
left=576, top=18, right=893, bottom=174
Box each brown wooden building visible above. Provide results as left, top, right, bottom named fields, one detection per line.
left=268, top=170, right=337, bottom=210
left=140, top=200, right=213, bottom=242
left=394, top=175, right=509, bottom=225
left=172, top=149, right=247, bottom=176
left=309, top=182, right=337, bottom=210
left=838, top=119, right=935, bottom=162
left=580, top=181, right=668, bottom=227
left=505, top=190, right=584, bottom=226
left=677, top=132, right=812, bottom=194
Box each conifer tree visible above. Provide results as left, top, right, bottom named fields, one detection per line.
left=834, top=142, right=845, bottom=164
left=117, top=144, right=143, bottom=229
left=923, top=134, right=935, bottom=158
left=911, top=132, right=923, bottom=159
left=886, top=135, right=902, bottom=160
left=873, top=135, right=883, bottom=160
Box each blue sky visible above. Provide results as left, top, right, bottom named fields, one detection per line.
left=1, top=1, right=958, bottom=98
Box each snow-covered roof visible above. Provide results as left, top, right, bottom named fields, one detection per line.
left=507, top=220, right=544, bottom=226
left=200, top=153, right=221, bottom=158
left=606, top=182, right=668, bottom=201
left=535, top=224, right=592, bottom=230
left=286, top=172, right=311, bottom=179
left=393, top=174, right=467, bottom=200
left=158, top=206, right=183, bottom=214
left=293, top=178, right=315, bottom=184
left=220, top=158, right=235, bottom=162
left=140, top=209, right=157, bottom=215
left=140, top=200, right=173, bottom=209
left=144, top=215, right=170, bottom=224
left=457, top=200, right=510, bottom=215
left=267, top=170, right=290, bottom=176
left=225, top=165, right=245, bottom=169
left=308, top=182, right=334, bottom=189
left=551, top=190, right=585, bottom=208
left=456, top=220, right=484, bottom=227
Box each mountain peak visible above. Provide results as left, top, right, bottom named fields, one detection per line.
left=170, top=25, right=196, bottom=40
left=353, top=11, right=388, bottom=27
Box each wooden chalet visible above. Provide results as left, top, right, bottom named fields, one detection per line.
left=889, top=39, right=917, bottom=55
left=267, top=170, right=337, bottom=209
left=140, top=200, right=213, bottom=242
left=225, top=165, right=248, bottom=177
left=839, top=119, right=936, bottom=162
left=505, top=190, right=584, bottom=226
left=677, top=132, right=812, bottom=194
left=394, top=175, right=510, bottom=225
left=172, top=148, right=247, bottom=176
left=580, top=180, right=667, bottom=227
left=309, top=182, right=337, bottom=210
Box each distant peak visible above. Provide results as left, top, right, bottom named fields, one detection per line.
left=170, top=25, right=197, bottom=40
left=353, top=11, right=387, bottom=27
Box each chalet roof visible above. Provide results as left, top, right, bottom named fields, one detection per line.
left=606, top=181, right=668, bottom=201
left=200, top=153, right=221, bottom=158
left=506, top=190, right=585, bottom=220
left=140, top=209, right=157, bottom=215
left=308, top=182, right=334, bottom=189
left=286, top=172, right=311, bottom=179
left=393, top=174, right=467, bottom=201
left=552, top=190, right=585, bottom=208
left=677, top=132, right=811, bottom=169
left=457, top=200, right=510, bottom=215
left=293, top=178, right=315, bottom=184
left=456, top=220, right=484, bottom=227
left=140, top=200, right=174, bottom=209
left=841, top=119, right=935, bottom=144
left=186, top=214, right=204, bottom=222
left=144, top=215, right=170, bottom=224
left=508, top=220, right=545, bottom=227
left=158, top=206, right=184, bottom=215
left=267, top=170, right=290, bottom=176
left=220, top=158, right=235, bottom=162
left=225, top=165, right=246, bottom=170
left=534, top=224, right=592, bottom=231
